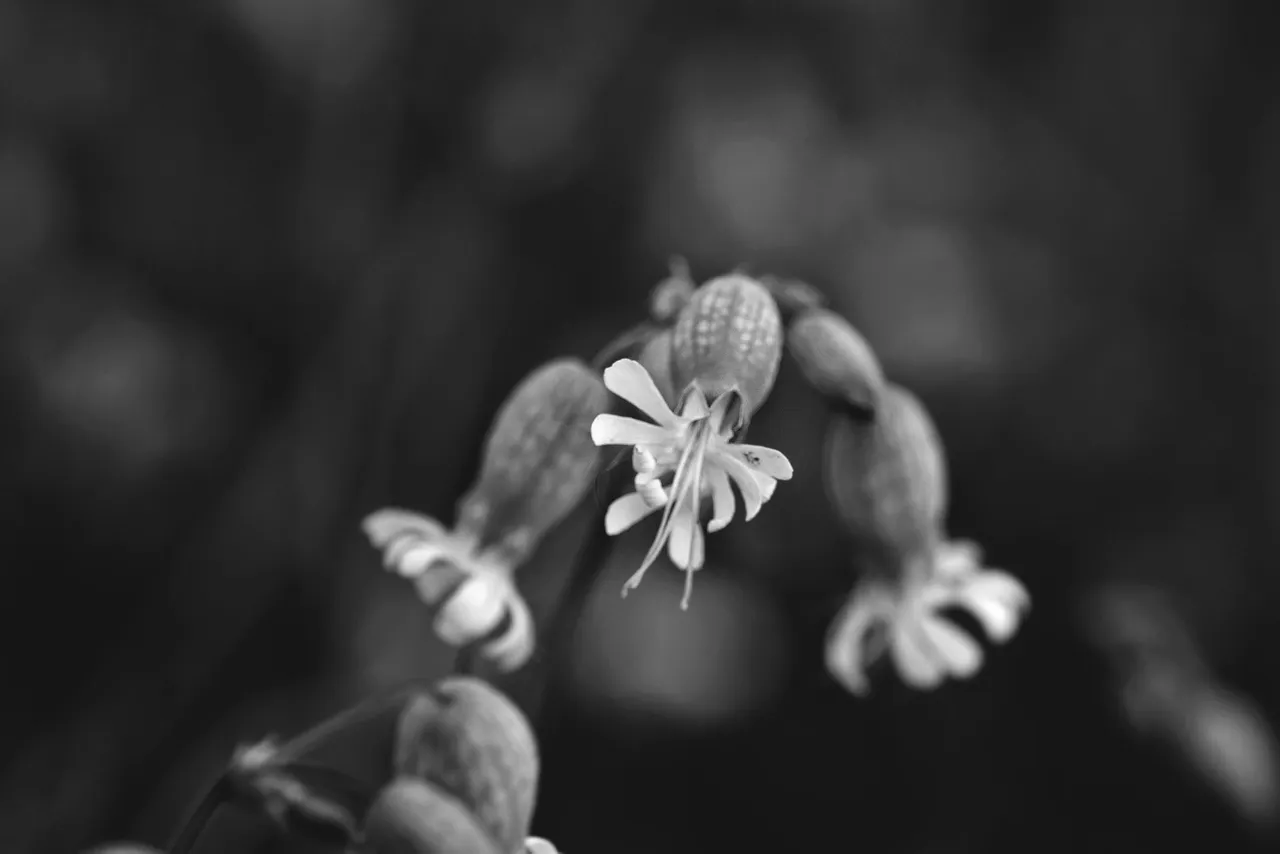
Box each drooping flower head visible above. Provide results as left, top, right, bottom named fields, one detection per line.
left=590, top=273, right=792, bottom=609
left=364, top=359, right=607, bottom=672
left=824, top=382, right=946, bottom=560
left=823, top=383, right=1029, bottom=695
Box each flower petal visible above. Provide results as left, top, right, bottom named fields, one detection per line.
left=934, top=539, right=983, bottom=579
left=919, top=612, right=984, bottom=679
left=957, top=571, right=1030, bottom=643
left=666, top=500, right=705, bottom=570
left=434, top=575, right=508, bottom=646
left=724, top=443, right=794, bottom=480
left=602, top=359, right=680, bottom=427
left=707, top=467, right=736, bottom=532
left=363, top=508, right=448, bottom=549
left=750, top=469, right=778, bottom=503
left=389, top=541, right=453, bottom=577
left=825, top=582, right=895, bottom=696
left=591, top=413, right=675, bottom=448
left=679, top=386, right=710, bottom=419
left=890, top=611, right=948, bottom=690
left=605, top=491, right=663, bottom=535
left=481, top=587, right=535, bottom=671
left=413, top=562, right=467, bottom=603
left=714, top=453, right=764, bottom=520
left=526, top=839, right=562, bottom=854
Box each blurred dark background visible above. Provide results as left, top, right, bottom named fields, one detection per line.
left=3, top=0, right=1280, bottom=852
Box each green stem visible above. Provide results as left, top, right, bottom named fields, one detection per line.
left=167, top=776, right=230, bottom=854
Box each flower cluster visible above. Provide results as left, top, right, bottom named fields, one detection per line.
left=360, top=265, right=1028, bottom=697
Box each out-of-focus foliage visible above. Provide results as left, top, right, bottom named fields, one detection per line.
left=3, top=0, right=1280, bottom=852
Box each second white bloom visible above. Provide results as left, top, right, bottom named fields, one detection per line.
left=590, top=358, right=792, bottom=608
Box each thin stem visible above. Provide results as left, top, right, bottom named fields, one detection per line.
left=539, top=472, right=622, bottom=702
left=591, top=321, right=659, bottom=373
left=540, top=326, right=656, bottom=694
left=269, top=686, right=419, bottom=766
left=167, top=776, right=230, bottom=854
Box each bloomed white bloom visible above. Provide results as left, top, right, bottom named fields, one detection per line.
left=363, top=509, right=533, bottom=671
left=526, top=838, right=562, bottom=853
left=590, top=358, right=792, bottom=608
left=825, top=539, right=1029, bottom=695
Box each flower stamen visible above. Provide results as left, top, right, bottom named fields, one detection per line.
left=622, top=418, right=706, bottom=596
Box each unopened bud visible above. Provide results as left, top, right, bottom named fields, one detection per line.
left=788, top=308, right=884, bottom=414
left=457, top=359, right=607, bottom=563
left=669, top=273, right=783, bottom=417
left=393, top=677, right=538, bottom=854
left=649, top=258, right=695, bottom=323
left=823, top=383, right=947, bottom=558
left=761, top=274, right=826, bottom=315
left=364, top=777, right=501, bottom=854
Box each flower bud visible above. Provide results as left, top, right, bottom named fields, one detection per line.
left=823, top=383, right=947, bottom=559
left=457, top=358, right=607, bottom=563
left=669, top=273, right=783, bottom=417
left=649, top=257, right=695, bottom=323
left=364, top=777, right=501, bottom=854
left=787, top=308, right=884, bottom=414
left=393, top=677, right=538, bottom=854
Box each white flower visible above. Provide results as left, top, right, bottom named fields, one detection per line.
left=363, top=509, right=534, bottom=672
left=825, top=540, right=1029, bottom=695
left=590, top=358, right=792, bottom=608
left=526, top=838, right=562, bottom=854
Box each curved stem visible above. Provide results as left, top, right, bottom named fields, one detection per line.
left=167, top=777, right=230, bottom=854
left=591, top=321, right=659, bottom=373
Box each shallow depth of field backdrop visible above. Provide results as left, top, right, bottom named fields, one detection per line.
left=2, top=0, right=1280, bottom=852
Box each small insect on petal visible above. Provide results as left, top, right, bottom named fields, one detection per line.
left=787, top=308, right=885, bottom=415
left=669, top=273, right=784, bottom=418
left=458, top=358, right=607, bottom=563
left=823, top=383, right=948, bottom=559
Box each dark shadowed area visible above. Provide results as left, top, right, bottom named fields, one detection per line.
left=3, top=0, right=1280, bottom=852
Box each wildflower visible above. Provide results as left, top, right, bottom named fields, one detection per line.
left=592, top=274, right=792, bottom=608
left=823, top=384, right=1029, bottom=694
left=364, top=359, right=606, bottom=672
left=590, top=357, right=791, bottom=609
left=787, top=307, right=885, bottom=415
left=825, top=538, right=1029, bottom=695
